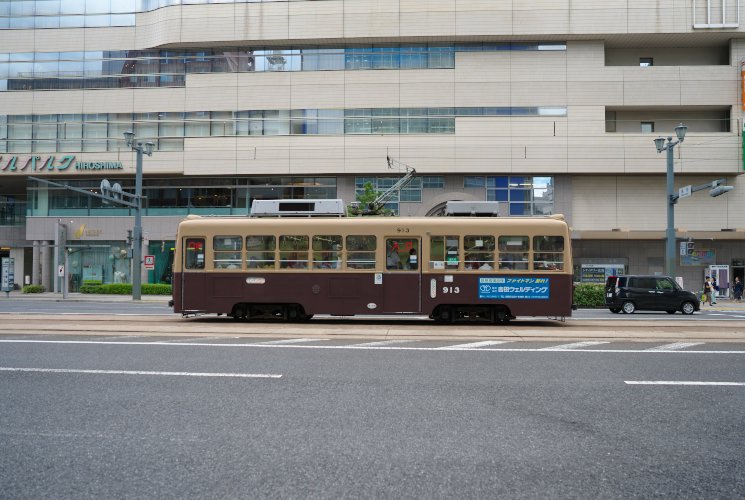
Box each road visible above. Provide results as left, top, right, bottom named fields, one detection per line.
left=1, top=334, right=744, bottom=500
left=2, top=297, right=745, bottom=321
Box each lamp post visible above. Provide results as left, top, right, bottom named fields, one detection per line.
left=654, top=123, right=687, bottom=278
left=123, top=131, right=154, bottom=301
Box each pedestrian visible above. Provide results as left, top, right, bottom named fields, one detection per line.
left=733, top=277, right=744, bottom=302
left=406, top=248, right=418, bottom=270
left=386, top=241, right=401, bottom=270
left=711, top=275, right=718, bottom=304
left=703, top=276, right=713, bottom=306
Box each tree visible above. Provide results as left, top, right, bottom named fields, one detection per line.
left=347, top=182, right=393, bottom=216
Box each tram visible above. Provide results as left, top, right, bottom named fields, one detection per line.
left=172, top=215, right=573, bottom=323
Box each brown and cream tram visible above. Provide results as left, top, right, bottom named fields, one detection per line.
left=172, top=215, right=574, bottom=323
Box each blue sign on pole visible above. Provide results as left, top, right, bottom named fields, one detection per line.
left=478, top=277, right=550, bottom=300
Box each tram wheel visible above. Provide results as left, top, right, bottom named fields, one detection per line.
left=232, top=304, right=248, bottom=321
left=433, top=306, right=453, bottom=324
left=494, top=307, right=511, bottom=324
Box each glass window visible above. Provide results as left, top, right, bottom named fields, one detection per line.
left=498, top=236, right=529, bottom=270
left=345, top=235, right=376, bottom=270
left=246, top=235, right=275, bottom=269
left=58, top=114, right=82, bottom=151
left=422, top=176, right=444, bottom=188
left=8, top=115, right=33, bottom=153
left=386, top=238, right=418, bottom=271
left=184, top=238, right=205, bottom=269
left=463, top=235, right=495, bottom=271
left=312, top=235, right=342, bottom=269
left=464, top=176, right=485, bottom=188
left=533, top=236, right=564, bottom=271
left=213, top=235, right=242, bottom=269
left=185, top=111, right=210, bottom=137
left=429, top=235, right=459, bottom=271
left=279, top=235, right=308, bottom=269
left=641, top=121, right=654, bottom=133
left=656, top=278, right=676, bottom=291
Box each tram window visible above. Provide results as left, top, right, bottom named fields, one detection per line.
left=313, top=235, right=342, bottom=269
left=429, top=236, right=459, bottom=270
left=184, top=238, right=205, bottom=269
left=464, top=235, right=495, bottom=271
left=279, top=235, right=309, bottom=269
left=213, top=235, right=242, bottom=269
left=246, top=235, right=276, bottom=269
left=533, top=236, right=564, bottom=271
left=386, top=238, right=419, bottom=271
left=346, top=235, right=376, bottom=270
left=498, top=235, right=529, bottom=270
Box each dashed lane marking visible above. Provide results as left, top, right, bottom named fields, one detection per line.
left=625, top=380, right=745, bottom=386
left=538, top=341, right=611, bottom=351
left=348, top=340, right=415, bottom=348
left=436, top=340, right=512, bottom=350
left=0, top=367, right=282, bottom=378
left=645, top=342, right=704, bottom=351
left=256, top=338, right=329, bottom=345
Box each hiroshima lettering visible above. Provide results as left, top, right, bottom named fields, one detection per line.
left=0, top=155, right=123, bottom=173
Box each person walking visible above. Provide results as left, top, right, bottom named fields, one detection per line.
left=703, top=276, right=713, bottom=306
left=711, top=275, right=718, bottom=304
left=733, top=277, right=744, bottom=302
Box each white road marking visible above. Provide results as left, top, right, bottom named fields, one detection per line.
left=348, top=339, right=414, bottom=347
left=1, top=339, right=745, bottom=354
left=539, top=341, right=611, bottom=351
left=645, top=342, right=704, bottom=351
left=0, top=367, right=281, bottom=378
left=625, top=381, right=745, bottom=386
left=436, top=340, right=512, bottom=350
left=256, top=338, right=327, bottom=345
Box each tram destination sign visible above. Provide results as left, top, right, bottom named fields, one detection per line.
left=1, top=155, right=124, bottom=174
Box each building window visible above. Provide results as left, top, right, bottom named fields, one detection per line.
left=641, top=122, right=655, bottom=134
left=640, top=58, right=654, bottom=67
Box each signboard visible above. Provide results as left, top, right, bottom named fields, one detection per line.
left=0, top=155, right=124, bottom=175
left=144, top=255, right=155, bottom=270
left=1, top=257, right=14, bottom=292
left=678, top=185, right=692, bottom=199
left=681, top=249, right=716, bottom=266
left=478, top=277, right=550, bottom=300
left=579, top=264, right=625, bottom=284
left=57, top=265, right=65, bottom=277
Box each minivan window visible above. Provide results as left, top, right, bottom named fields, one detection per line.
left=656, top=278, right=676, bottom=291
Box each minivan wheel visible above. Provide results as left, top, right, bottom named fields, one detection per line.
left=609, top=308, right=621, bottom=314
left=681, top=301, right=696, bottom=315
left=622, top=301, right=636, bottom=314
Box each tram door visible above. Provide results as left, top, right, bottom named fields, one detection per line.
left=383, top=237, right=421, bottom=313
left=181, top=237, right=206, bottom=311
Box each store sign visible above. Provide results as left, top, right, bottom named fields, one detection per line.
left=0, top=155, right=124, bottom=174
left=681, top=248, right=716, bottom=266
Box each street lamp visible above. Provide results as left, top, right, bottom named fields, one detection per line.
left=654, top=123, right=687, bottom=278
left=124, top=131, right=155, bottom=301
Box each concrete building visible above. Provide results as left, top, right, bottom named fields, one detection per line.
left=1, top=0, right=744, bottom=293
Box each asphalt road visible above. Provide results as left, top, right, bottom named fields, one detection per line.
left=1, top=335, right=744, bottom=500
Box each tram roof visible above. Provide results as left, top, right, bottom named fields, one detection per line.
left=178, top=215, right=569, bottom=233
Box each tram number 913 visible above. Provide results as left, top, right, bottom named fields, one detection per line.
left=442, top=286, right=460, bottom=294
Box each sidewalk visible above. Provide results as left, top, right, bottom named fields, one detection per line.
left=1, top=291, right=170, bottom=302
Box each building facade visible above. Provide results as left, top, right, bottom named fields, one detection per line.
left=1, top=0, right=744, bottom=293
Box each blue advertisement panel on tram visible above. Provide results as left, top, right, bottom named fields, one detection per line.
left=478, top=277, right=550, bottom=300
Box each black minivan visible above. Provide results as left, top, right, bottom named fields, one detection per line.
left=605, top=275, right=700, bottom=315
